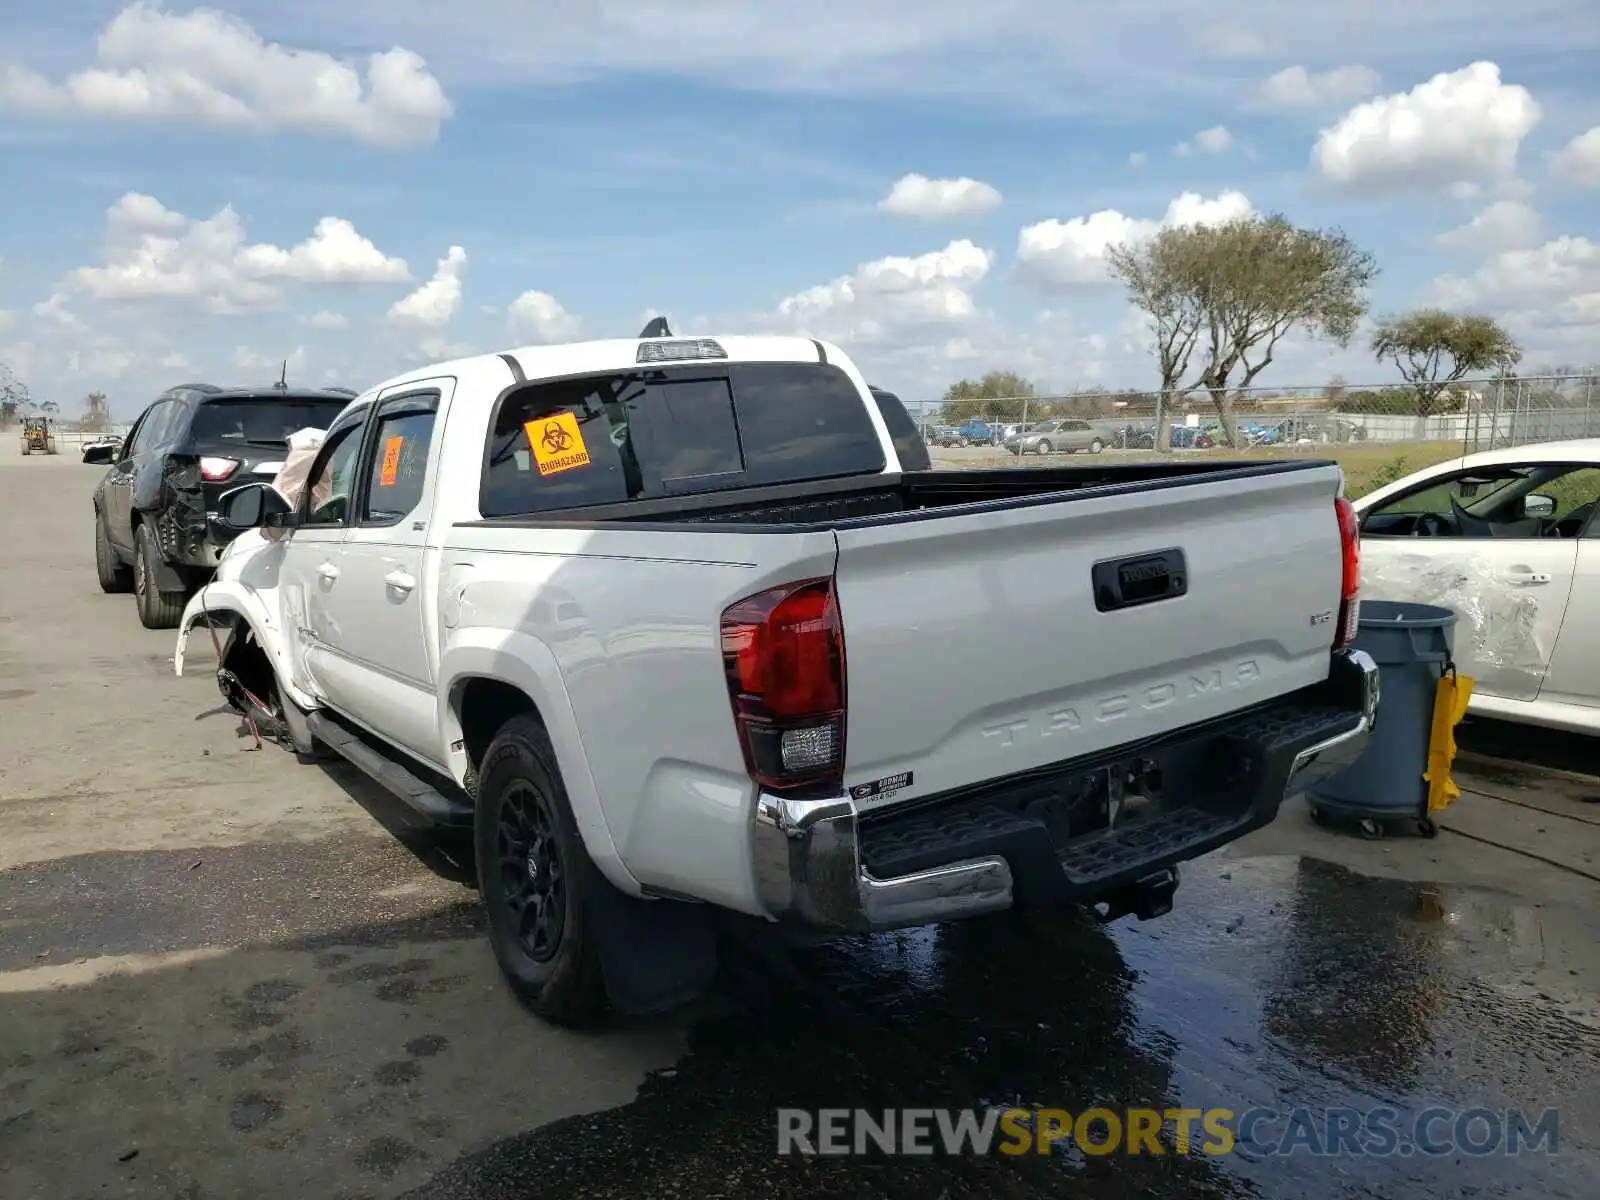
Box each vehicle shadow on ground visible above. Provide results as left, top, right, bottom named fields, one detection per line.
left=1457, top=717, right=1598, bottom=780
left=196, top=696, right=478, bottom=887
left=402, top=910, right=1252, bottom=1200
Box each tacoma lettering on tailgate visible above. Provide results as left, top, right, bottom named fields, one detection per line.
left=980, top=661, right=1261, bottom=748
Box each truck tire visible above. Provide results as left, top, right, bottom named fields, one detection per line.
left=95, top=514, right=134, bottom=593
left=475, top=715, right=607, bottom=1026
left=133, top=523, right=186, bottom=630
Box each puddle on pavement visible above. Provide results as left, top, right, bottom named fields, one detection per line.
left=403, top=856, right=1600, bottom=1200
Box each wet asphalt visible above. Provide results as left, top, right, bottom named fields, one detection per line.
left=4, top=442, right=1600, bottom=1199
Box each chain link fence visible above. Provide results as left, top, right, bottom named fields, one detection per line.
left=911, top=375, right=1600, bottom=498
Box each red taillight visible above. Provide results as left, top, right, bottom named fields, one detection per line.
left=720, top=577, right=846, bottom=793
left=200, top=456, right=240, bottom=482
left=1334, top=496, right=1361, bottom=648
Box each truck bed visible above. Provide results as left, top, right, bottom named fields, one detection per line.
left=457, top=459, right=1331, bottom=531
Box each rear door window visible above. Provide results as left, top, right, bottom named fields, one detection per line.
left=191, top=397, right=349, bottom=447
left=480, top=362, right=887, bottom=517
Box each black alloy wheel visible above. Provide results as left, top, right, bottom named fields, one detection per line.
left=496, top=779, right=567, bottom=963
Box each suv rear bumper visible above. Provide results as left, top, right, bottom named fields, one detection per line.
left=751, top=647, right=1379, bottom=933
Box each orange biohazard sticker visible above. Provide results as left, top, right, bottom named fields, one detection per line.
left=379, top=435, right=404, bottom=486
left=525, top=412, right=591, bottom=477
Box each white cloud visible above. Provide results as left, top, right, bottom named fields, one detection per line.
left=233, top=345, right=308, bottom=375
left=1255, top=64, right=1381, bottom=109
left=0, top=311, right=13, bottom=334
left=32, top=294, right=83, bottom=329
left=1430, top=235, right=1600, bottom=339
left=0, top=3, right=452, bottom=148
left=1436, top=200, right=1543, bottom=254
left=508, top=291, right=583, bottom=343
left=767, top=239, right=994, bottom=344
left=1128, top=151, right=1147, bottom=167
left=1312, top=62, right=1541, bottom=193
left=301, top=310, right=348, bottom=329
left=1550, top=126, right=1600, bottom=186
left=388, top=245, right=467, bottom=326
left=1015, top=190, right=1255, bottom=287
left=1175, top=125, right=1233, bottom=156
left=62, top=191, right=409, bottom=313
left=878, top=173, right=1003, bottom=219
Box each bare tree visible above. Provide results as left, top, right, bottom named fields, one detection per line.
left=1371, top=309, right=1522, bottom=424
left=1111, top=215, right=1379, bottom=447
left=0, top=360, right=28, bottom=428
left=1107, top=229, right=1205, bottom=450
left=80, top=390, right=112, bottom=431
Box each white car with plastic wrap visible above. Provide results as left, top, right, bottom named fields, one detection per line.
left=1354, top=438, right=1600, bottom=735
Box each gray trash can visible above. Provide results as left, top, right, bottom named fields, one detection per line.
left=1307, top=600, right=1457, bottom=840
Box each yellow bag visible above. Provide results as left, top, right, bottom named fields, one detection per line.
left=1423, top=666, right=1475, bottom=815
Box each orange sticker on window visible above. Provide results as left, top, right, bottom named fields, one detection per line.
left=379, top=435, right=404, bottom=486
left=525, top=412, right=591, bottom=477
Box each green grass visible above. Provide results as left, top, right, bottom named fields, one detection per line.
left=935, top=441, right=1468, bottom=499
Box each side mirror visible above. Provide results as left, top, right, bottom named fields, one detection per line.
left=1524, top=492, right=1556, bottom=519
left=216, top=482, right=291, bottom=531
left=81, top=444, right=117, bottom=465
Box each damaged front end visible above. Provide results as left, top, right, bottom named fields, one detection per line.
left=174, top=425, right=326, bottom=748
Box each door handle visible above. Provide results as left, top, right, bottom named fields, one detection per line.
left=317, top=562, right=340, bottom=582
left=384, top=569, right=416, bottom=594
left=1505, top=569, right=1551, bottom=585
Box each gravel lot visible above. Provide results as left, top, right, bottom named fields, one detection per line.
left=4, top=437, right=1599, bottom=1199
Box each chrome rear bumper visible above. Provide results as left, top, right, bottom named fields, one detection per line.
left=750, top=647, right=1381, bottom=934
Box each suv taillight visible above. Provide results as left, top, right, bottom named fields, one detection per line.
left=200, top=456, right=240, bottom=482
left=720, top=577, right=846, bottom=794
left=1334, top=496, right=1360, bottom=649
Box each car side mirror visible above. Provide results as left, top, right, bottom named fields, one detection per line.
left=216, top=482, right=291, bottom=531
left=1524, top=492, right=1556, bottom=519
left=82, top=444, right=117, bottom=465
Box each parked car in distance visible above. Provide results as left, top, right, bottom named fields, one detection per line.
left=1168, top=425, right=1215, bottom=450
left=1005, top=419, right=1105, bottom=456
left=92, top=382, right=357, bottom=629
left=1353, top=438, right=1600, bottom=736
left=174, top=329, right=1376, bottom=1027
left=81, top=434, right=124, bottom=464
left=951, top=418, right=1001, bottom=446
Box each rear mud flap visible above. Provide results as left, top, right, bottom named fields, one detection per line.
left=588, top=882, right=718, bottom=1016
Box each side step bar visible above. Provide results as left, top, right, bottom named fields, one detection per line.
left=305, top=711, right=473, bottom=827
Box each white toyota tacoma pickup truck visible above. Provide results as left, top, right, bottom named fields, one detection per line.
left=174, top=331, right=1379, bottom=1025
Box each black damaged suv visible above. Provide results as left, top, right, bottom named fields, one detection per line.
left=92, top=382, right=356, bottom=628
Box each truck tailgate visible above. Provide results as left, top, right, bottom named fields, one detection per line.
left=831, top=463, right=1346, bottom=806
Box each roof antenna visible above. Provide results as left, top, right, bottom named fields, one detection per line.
left=274, top=359, right=288, bottom=391
left=638, top=316, right=672, bottom=339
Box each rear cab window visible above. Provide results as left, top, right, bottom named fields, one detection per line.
left=189, top=396, right=350, bottom=448
left=481, top=362, right=886, bottom=517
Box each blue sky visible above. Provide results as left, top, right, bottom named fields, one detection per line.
left=2, top=1, right=1598, bottom=419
